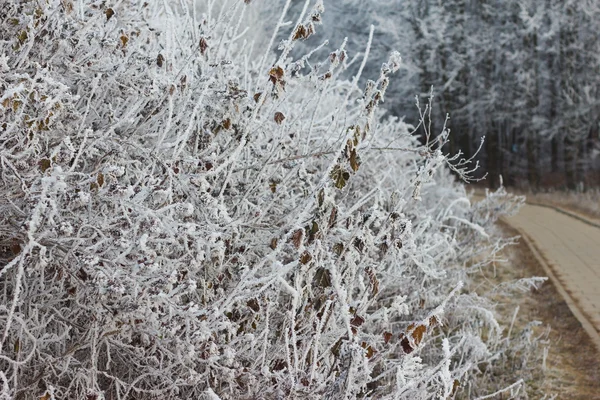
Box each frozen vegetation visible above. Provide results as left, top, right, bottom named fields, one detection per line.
left=1, top=1, right=544, bottom=399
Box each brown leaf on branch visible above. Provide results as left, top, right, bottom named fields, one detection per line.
left=349, top=148, right=360, bottom=172
left=199, top=37, right=209, bottom=55
left=269, top=66, right=285, bottom=85
left=350, top=315, right=365, bottom=328
left=330, top=164, right=350, bottom=189
left=361, top=341, right=376, bottom=358
left=274, top=111, right=285, bottom=125
left=291, top=229, right=303, bottom=249
left=328, top=207, right=337, bottom=228
left=299, top=251, right=312, bottom=265
left=293, top=25, right=307, bottom=41
left=383, top=331, right=393, bottom=344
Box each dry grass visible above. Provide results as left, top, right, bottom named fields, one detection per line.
left=511, top=189, right=600, bottom=221
left=486, top=222, right=600, bottom=399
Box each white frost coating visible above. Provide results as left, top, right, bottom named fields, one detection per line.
left=0, top=83, right=25, bottom=104
left=205, top=387, right=223, bottom=400
left=445, top=215, right=490, bottom=238
left=0, top=53, right=9, bottom=72
left=0, top=1, right=535, bottom=399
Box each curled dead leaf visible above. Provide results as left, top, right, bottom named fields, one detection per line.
left=39, top=158, right=51, bottom=173
left=350, top=315, right=365, bottom=328
left=274, top=111, right=285, bottom=125
left=361, top=341, right=376, bottom=358
left=269, top=66, right=285, bottom=84
left=291, top=229, right=303, bottom=249
left=199, top=37, right=209, bottom=55
left=293, top=25, right=308, bottom=41
left=383, top=331, right=393, bottom=344
left=330, top=164, right=350, bottom=189
left=450, top=379, right=460, bottom=398
left=299, top=251, right=312, bottom=265
left=247, top=298, right=260, bottom=313
left=409, top=323, right=427, bottom=346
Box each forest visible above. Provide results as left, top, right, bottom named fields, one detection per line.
left=0, top=0, right=583, bottom=399
left=298, top=0, right=600, bottom=190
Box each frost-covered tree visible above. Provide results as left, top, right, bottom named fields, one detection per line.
left=1, top=1, right=540, bottom=399
left=307, top=0, right=600, bottom=189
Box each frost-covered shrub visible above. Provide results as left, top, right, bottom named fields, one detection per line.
left=1, top=1, right=534, bottom=399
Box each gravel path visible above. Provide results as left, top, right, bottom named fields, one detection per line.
left=504, top=203, right=600, bottom=351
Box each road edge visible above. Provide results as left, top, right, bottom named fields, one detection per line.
left=524, top=201, right=600, bottom=229
left=503, top=219, right=600, bottom=353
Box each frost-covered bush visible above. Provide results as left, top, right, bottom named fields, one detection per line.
left=1, top=1, right=534, bottom=399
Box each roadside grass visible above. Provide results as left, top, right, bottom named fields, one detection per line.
left=510, top=189, right=600, bottom=221
left=479, top=222, right=600, bottom=399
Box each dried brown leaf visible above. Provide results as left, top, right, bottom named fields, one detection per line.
left=269, top=66, right=285, bottom=84
left=409, top=323, right=426, bottom=346
left=400, top=334, right=413, bottom=354
left=349, top=148, right=360, bottom=172
left=39, top=159, right=51, bottom=173
left=361, top=341, right=376, bottom=358
left=274, top=111, right=285, bottom=125
left=383, top=331, right=393, bottom=344
left=293, top=25, right=308, bottom=41
left=328, top=207, right=337, bottom=228
left=299, top=251, right=312, bottom=265
left=199, top=37, right=209, bottom=55
left=291, top=229, right=303, bottom=249
left=330, top=164, right=350, bottom=189
left=247, top=299, right=260, bottom=313
left=350, top=315, right=365, bottom=328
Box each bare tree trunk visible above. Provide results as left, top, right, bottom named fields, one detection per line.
left=576, top=140, right=586, bottom=189
left=564, top=134, right=577, bottom=190
left=498, top=124, right=505, bottom=183
left=486, top=126, right=499, bottom=188
left=526, top=135, right=539, bottom=191
left=551, top=136, right=560, bottom=173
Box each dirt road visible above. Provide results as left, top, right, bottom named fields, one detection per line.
left=504, top=203, right=600, bottom=351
